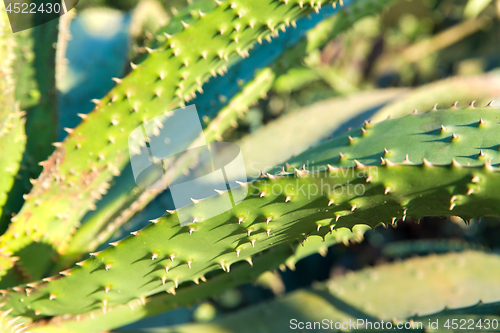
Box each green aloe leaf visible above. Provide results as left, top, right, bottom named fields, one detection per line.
left=1, top=107, right=499, bottom=319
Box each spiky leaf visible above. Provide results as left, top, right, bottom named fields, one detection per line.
left=2, top=107, right=500, bottom=317
left=144, top=251, right=500, bottom=333
left=0, top=0, right=353, bottom=285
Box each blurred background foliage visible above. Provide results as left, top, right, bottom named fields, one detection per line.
left=57, top=0, right=500, bottom=330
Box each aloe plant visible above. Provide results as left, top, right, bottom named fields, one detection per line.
left=1, top=0, right=372, bottom=285
left=0, top=0, right=499, bottom=332
left=150, top=250, right=500, bottom=333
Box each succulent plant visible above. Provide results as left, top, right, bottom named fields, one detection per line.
left=0, top=0, right=499, bottom=332
left=1, top=0, right=367, bottom=285
left=154, top=250, right=500, bottom=333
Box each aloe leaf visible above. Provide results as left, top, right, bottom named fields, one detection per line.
left=1, top=107, right=500, bottom=318
left=0, top=0, right=354, bottom=285
left=136, top=251, right=500, bottom=333
left=58, top=0, right=404, bottom=269
left=0, top=2, right=27, bottom=280
left=0, top=15, right=59, bottom=232
left=31, top=226, right=368, bottom=333
left=370, top=73, right=500, bottom=123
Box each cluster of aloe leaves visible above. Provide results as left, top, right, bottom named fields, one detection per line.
left=0, top=0, right=500, bottom=332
